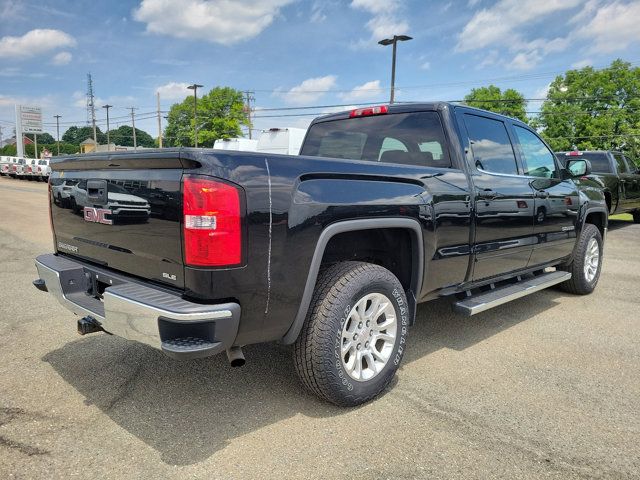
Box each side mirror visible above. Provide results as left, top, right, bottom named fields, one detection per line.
left=566, top=158, right=591, bottom=177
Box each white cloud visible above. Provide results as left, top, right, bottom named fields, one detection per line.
left=310, top=1, right=327, bottom=23
left=0, top=29, right=76, bottom=58
left=574, top=1, right=640, bottom=53
left=351, top=0, right=409, bottom=43
left=155, top=82, right=191, bottom=100
left=133, top=0, right=294, bottom=44
left=51, top=51, right=72, bottom=66
left=571, top=59, right=593, bottom=69
left=338, top=80, right=384, bottom=101
left=468, top=0, right=482, bottom=6
left=508, top=50, right=542, bottom=71
left=456, top=0, right=581, bottom=52
left=275, top=75, right=337, bottom=105
left=420, top=61, right=430, bottom=70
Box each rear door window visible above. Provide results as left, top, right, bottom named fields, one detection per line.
left=302, top=111, right=452, bottom=168
left=613, top=153, right=629, bottom=173
left=464, top=114, right=518, bottom=175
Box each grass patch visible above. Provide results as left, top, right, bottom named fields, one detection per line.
left=609, top=213, right=633, bottom=222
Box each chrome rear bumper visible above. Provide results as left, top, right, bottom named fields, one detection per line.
left=34, top=253, right=240, bottom=359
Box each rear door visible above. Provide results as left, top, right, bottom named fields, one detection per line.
left=613, top=152, right=640, bottom=211
left=511, top=125, right=579, bottom=266
left=460, top=112, right=535, bottom=281
left=50, top=155, right=184, bottom=288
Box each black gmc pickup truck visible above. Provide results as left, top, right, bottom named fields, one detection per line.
left=556, top=150, right=640, bottom=222
left=34, top=103, right=608, bottom=406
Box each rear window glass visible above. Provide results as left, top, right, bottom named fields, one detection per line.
left=301, top=112, right=452, bottom=168
left=613, top=153, right=628, bottom=173
left=558, top=153, right=612, bottom=173
left=464, top=114, right=518, bottom=175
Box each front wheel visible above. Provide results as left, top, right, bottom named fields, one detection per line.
left=558, top=223, right=603, bottom=295
left=293, top=261, right=409, bottom=406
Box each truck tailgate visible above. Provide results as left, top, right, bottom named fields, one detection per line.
left=50, top=155, right=185, bottom=289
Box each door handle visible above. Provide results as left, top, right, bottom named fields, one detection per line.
left=477, top=189, right=501, bottom=200
left=535, top=190, right=550, bottom=199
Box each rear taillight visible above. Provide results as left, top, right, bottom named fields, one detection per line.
left=183, top=176, right=242, bottom=267
left=349, top=105, right=388, bottom=118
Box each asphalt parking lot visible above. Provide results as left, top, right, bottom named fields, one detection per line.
left=0, top=175, right=639, bottom=479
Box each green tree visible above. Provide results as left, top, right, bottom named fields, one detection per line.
left=464, top=85, right=528, bottom=122
left=165, top=86, right=250, bottom=147
left=26, top=133, right=55, bottom=144
left=107, top=125, right=155, bottom=148
left=61, top=126, right=107, bottom=145
left=536, top=59, right=640, bottom=159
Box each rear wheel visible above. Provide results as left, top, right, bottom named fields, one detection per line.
left=558, top=223, right=603, bottom=295
left=633, top=211, right=640, bottom=224
left=293, top=261, right=409, bottom=406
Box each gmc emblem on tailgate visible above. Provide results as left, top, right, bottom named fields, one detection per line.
left=83, top=207, right=113, bottom=225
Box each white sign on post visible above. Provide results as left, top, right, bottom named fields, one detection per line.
left=15, top=104, right=43, bottom=157
left=20, top=106, right=43, bottom=134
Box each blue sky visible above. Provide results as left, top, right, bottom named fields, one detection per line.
left=1, top=0, right=639, bottom=140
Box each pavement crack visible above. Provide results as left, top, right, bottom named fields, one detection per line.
left=0, top=434, right=49, bottom=456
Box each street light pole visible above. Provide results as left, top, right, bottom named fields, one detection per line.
left=187, top=83, right=203, bottom=148
left=378, top=35, right=413, bottom=104
left=102, top=105, right=112, bottom=151
left=54, top=115, right=61, bottom=155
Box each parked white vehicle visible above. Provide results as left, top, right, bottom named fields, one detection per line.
left=0, top=156, right=11, bottom=176
left=23, top=158, right=38, bottom=180
left=213, top=138, right=258, bottom=152
left=51, top=179, right=78, bottom=207
left=68, top=180, right=151, bottom=220
left=35, top=159, right=51, bottom=181
left=12, top=158, right=26, bottom=178
left=256, top=127, right=306, bottom=155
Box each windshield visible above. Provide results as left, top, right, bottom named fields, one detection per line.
left=558, top=152, right=612, bottom=173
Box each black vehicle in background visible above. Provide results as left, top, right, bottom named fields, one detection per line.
left=556, top=150, right=640, bottom=222
left=34, top=103, right=608, bottom=406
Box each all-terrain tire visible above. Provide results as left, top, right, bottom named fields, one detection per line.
left=557, top=223, right=603, bottom=295
left=293, top=261, right=409, bottom=406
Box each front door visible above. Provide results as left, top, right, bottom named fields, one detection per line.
left=511, top=125, right=580, bottom=266
left=461, top=112, right=535, bottom=281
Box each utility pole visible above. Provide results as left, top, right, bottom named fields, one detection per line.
left=0, top=126, right=3, bottom=150
left=87, top=73, right=97, bottom=143
left=54, top=115, right=61, bottom=155
left=156, top=92, right=163, bottom=148
left=34, top=134, right=38, bottom=159
left=187, top=83, right=203, bottom=147
left=378, top=35, right=413, bottom=104
left=102, top=105, right=112, bottom=151
left=129, top=107, right=137, bottom=150
left=244, top=90, right=255, bottom=139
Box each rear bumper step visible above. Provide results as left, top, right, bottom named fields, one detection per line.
left=454, top=270, right=571, bottom=316
left=34, top=253, right=240, bottom=359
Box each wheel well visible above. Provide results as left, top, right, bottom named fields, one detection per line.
left=321, top=228, right=415, bottom=293
left=584, top=211, right=606, bottom=237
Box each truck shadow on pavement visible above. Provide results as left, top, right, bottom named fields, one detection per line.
left=607, top=218, right=634, bottom=231
left=43, top=289, right=564, bottom=466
